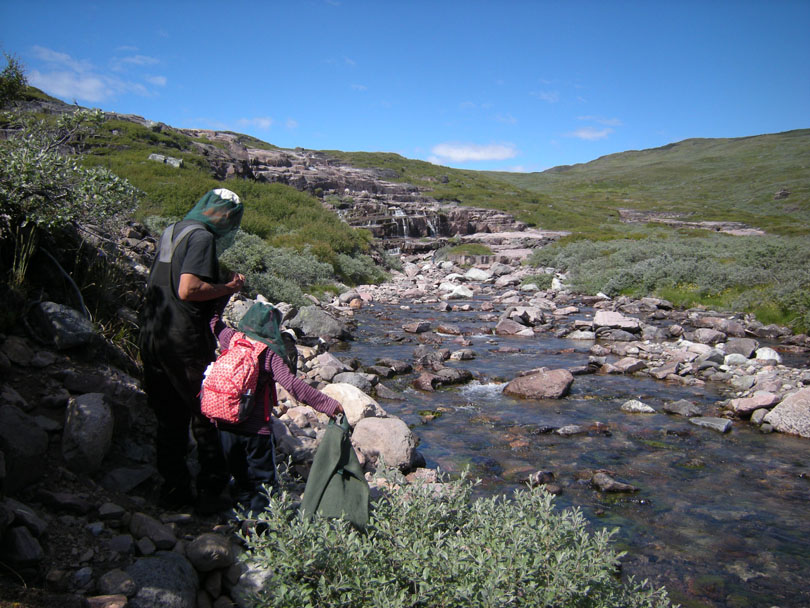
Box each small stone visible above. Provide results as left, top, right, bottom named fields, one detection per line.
left=73, top=566, right=94, bottom=590
left=97, top=568, right=137, bottom=597
left=98, top=502, right=126, bottom=521
left=136, top=536, right=156, bottom=556
left=86, top=595, right=128, bottom=608
left=186, top=533, right=234, bottom=572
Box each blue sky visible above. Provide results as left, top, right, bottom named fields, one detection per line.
left=3, top=1, right=808, bottom=172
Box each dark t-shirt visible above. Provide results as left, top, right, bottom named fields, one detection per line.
left=139, top=220, right=220, bottom=360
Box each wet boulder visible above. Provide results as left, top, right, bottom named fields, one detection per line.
left=728, top=391, right=781, bottom=417
left=495, top=318, right=533, bottom=336
left=621, top=399, right=656, bottom=414
left=663, top=399, right=701, bottom=417
left=503, top=368, right=574, bottom=400
left=689, top=417, right=732, bottom=433
left=591, top=471, right=638, bottom=493
left=763, top=387, right=810, bottom=438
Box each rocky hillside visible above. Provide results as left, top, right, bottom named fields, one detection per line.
left=172, top=126, right=546, bottom=250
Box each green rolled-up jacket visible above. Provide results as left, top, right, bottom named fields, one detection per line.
left=300, top=415, right=369, bottom=529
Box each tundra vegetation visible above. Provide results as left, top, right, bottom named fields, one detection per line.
left=528, top=232, right=810, bottom=333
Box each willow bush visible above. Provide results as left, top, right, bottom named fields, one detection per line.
left=529, top=234, right=810, bottom=332
left=239, top=474, right=671, bottom=608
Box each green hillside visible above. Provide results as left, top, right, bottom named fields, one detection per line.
left=486, top=129, right=810, bottom=237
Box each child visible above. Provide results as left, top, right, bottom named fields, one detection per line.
left=210, top=301, right=343, bottom=514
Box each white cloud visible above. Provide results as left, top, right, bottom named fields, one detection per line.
left=566, top=127, right=613, bottom=141
left=120, top=54, right=159, bottom=66
left=285, top=118, right=298, bottom=129
left=237, top=117, right=274, bottom=129
left=531, top=90, right=559, bottom=103
left=32, top=46, right=92, bottom=73
left=28, top=46, right=163, bottom=102
left=29, top=70, right=109, bottom=102
left=577, top=115, right=622, bottom=126
left=496, top=113, right=517, bottom=124
left=351, top=83, right=367, bottom=91
left=431, top=142, right=518, bottom=163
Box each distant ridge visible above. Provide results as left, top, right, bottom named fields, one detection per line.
left=485, top=129, right=810, bottom=236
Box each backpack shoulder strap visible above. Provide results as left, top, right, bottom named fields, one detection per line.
left=157, top=222, right=207, bottom=264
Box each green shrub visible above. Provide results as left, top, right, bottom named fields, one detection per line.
left=334, top=252, right=388, bottom=286
left=529, top=235, right=810, bottom=332
left=240, top=474, right=671, bottom=608
left=0, top=52, right=27, bottom=107
left=523, top=272, right=554, bottom=290
left=218, top=230, right=335, bottom=305
left=0, top=108, right=140, bottom=287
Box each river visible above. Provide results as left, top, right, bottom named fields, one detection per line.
left=334, top=296, right=810, bottom=608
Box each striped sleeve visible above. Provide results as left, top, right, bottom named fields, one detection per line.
left=269, top=352, right=341, bottom=418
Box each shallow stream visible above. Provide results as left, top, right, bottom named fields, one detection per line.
left=337, top=298, right=810, bottom=608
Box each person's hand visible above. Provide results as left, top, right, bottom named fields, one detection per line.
left=225, top=272, right=245, bottom=293
left=332, top=403, right=344, bottom=418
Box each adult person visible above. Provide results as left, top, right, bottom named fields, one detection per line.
left=209, top=301, right=344, bottom=515
left=138, top=188, right=245, bottom=512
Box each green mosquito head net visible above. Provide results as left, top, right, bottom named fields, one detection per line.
left=184, top=188, right=244, bottom=239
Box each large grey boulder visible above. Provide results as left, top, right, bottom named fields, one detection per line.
left=62, top=393, right=114, bottom=473
left=503, top=368, right=574, bottom=400
left=0, top=405, right=49, bottom=492
left=763, top=387, right=810, bottom=438
left=725, top=337, right=759, bottom=358
left=332, top=371, right=375, bottom=394
left=320, top=383, right=387, bottom=426
left=26, top=301, right=97, bottom=350
left=126, top=551, right=198, bottom=608
left=352, top=416, right=416, bottom=472
left=287, top=306, right=351, bottom=341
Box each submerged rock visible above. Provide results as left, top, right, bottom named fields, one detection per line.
left=689, top=417, right=732, bottom=433
left=663, top=399, right=701, bottom=417
left=591, top=471, right=638, bottom=493
left=503, top=368, right=574, bottom=399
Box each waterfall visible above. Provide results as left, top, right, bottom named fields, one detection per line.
left=426, top=217, right=437, bottom=236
